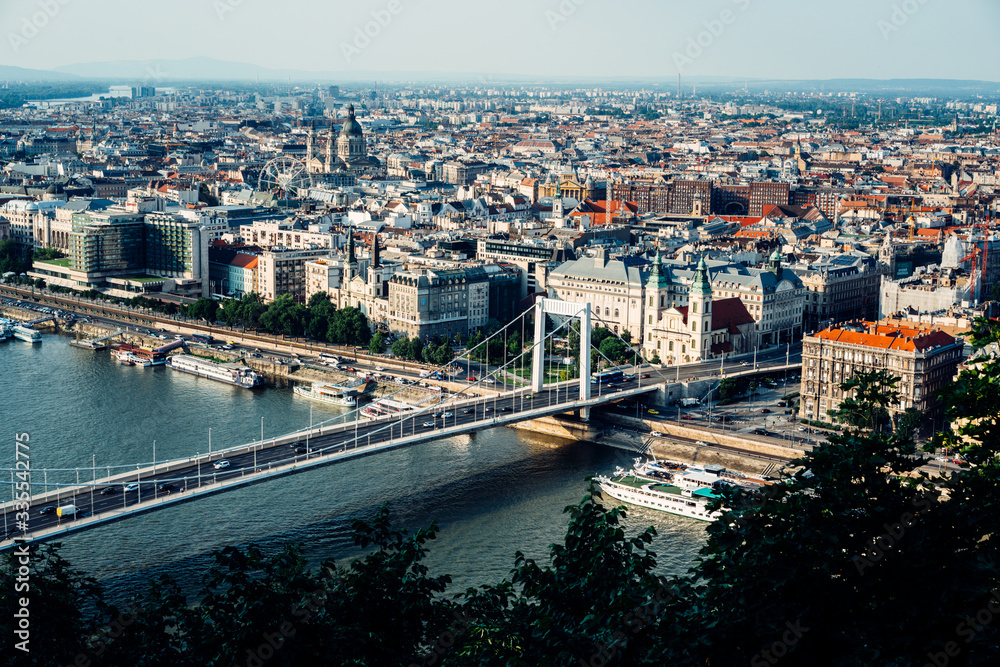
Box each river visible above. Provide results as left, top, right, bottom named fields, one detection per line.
left=0, top=331, right=707, bottom=600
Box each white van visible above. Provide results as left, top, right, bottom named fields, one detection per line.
left=57, top=504, right=80, bottom=518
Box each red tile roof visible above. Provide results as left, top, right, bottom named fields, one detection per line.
left=812, top=322, right=956, bottom=352
left=676, top=298, right=754, bottom=330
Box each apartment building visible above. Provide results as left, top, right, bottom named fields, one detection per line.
left=792, top=254, right=886, bottom=333
left=386, top=267, right=490, bottom=340
left=476, top=237, right=571, bottom=298
left=255, top=247, right=333, bottom=303
left=799, top=321, right=962, bottom=424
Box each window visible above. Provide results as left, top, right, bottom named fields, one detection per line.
left=692, top=302, right=698, bottom=314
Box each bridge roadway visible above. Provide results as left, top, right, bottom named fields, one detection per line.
left=0, top=378, right=657, bottom=551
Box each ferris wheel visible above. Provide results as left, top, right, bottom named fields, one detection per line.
left=257, top=156, right=313, bottom=198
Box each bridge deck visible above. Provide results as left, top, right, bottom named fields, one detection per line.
left=0, top=380, right=657, bottom=551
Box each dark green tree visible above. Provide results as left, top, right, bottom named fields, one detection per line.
left=369, top=331, right=386, bottom=355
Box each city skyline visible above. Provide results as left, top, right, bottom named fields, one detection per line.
left=2, top=0, right=999, bottom=82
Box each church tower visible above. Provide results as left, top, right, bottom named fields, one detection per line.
left=645, top=249, right=672, bottom=326
left=552, top=181, right=564, bottom=220
left=345, top=227, right=357, bottom=280
left=325, top=120, right=336, bottom=172
left=688, top=256, right=713, bottom=361
left=337, top=104, right=366, bottom=165
left=306, top=120, right=315, bottom=162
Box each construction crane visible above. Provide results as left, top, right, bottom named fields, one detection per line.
left=960, top=246, right=981, bottom=303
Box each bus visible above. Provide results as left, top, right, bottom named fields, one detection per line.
left=192, top=333, right=213, bottom=345
left=591, top=369, right=625, bottom=385
left=319, top=353, right=340, bottom=363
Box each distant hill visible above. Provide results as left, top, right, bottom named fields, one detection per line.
left=0, top=65, right=79, bottom=82
left=12, top=59, right=1000, bottom=92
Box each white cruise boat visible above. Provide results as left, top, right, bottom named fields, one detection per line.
left=0, top=324, right=11, bottom=341
left=113, top=349, right=152, bottom=366
left=294, top=382, right=357, bottom=406
left=166, top=354, right=263, bottom=389
left=12, top=325, right=41, bottom=343
left=596, top=458, right=770, bottom=522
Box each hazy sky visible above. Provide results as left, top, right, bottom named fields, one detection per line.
left=2, top=0, right=999, bottom=81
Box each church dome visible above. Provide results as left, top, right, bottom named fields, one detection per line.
left=339, top=104, right=364, bottom=137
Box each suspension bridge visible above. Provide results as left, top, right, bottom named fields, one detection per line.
left=1, top=299, right=671, bottom=552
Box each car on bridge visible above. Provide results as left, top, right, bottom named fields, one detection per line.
left=294, top=445, right=308, bottom=454
left=213, top=459, right=230, bottom=470
left=462, top=408, right=475, bottom=414
left=441, top=412, right=453, bottom=418
left=501, top=406, right=512, bottom=412
left=156, top=483, right=176, bottom=493
left=641, top=373, right=651, bottom=379
left=99, top=486, right=117, bottom=495
left=123, top=483, right=140, bottom=492
left=422, top=421, right=435, bottom=428
left=466, top=377, right=476, bottom=382
left=39, top=506, right=56, bottom=515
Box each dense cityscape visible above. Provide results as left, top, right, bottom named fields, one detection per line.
left=4, top=1, right=1000, bottom=665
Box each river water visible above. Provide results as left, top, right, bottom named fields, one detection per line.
left=0, top=332, right=707, bottom=599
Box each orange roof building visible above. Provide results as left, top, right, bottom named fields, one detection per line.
left=800, top=321, right=962, bottom=425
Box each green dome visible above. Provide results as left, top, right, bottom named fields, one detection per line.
left=339, top=104, right=363, bottom=137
